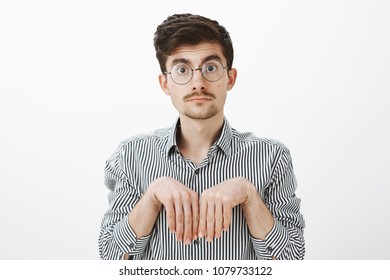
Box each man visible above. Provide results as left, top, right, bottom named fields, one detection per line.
left=99, top=13, right=305, bottom=260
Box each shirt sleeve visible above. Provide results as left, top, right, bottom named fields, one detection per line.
left=98, top=143, right=150, bottom=260
left=251, top=145, right=305, bottom=260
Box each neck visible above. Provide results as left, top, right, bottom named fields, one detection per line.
left=177, top=114, right=224, bottom=165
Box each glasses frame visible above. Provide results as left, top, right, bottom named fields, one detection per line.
left=163, top=60, right=230, bottom=85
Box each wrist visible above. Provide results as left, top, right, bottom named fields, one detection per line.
left=145, top=178, right=165, bottom=210
left=240, top=178, right=256, bottom=205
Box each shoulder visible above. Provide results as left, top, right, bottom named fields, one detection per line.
left=107, top=126, right=172, bottom=163
left=118, top=127, right=171, bottom=149
left=231, top=128, right=290, bottom=154
left=230, top=129, right=295, bottom=173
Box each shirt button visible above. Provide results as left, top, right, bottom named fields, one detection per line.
left=194, top=169, right=199, bottom=175
left=267, top=246, right=273, bottom=252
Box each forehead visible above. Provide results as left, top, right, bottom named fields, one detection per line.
left=166, top=42, right=226, bottom=66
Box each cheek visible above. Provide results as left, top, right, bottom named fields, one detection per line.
left=216, top=83, right=227, bottom=89
left=217, top=77, right=230, bottom=88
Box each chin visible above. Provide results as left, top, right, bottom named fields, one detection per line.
left=184, top=112, right=219, bottom=120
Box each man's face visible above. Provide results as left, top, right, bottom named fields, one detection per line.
left=159, top=42, right=237, bottom=121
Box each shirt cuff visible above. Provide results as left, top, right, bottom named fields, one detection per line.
left=250, top=219, right=289, bottom=259
left=113, top=215, right=151, bottom=257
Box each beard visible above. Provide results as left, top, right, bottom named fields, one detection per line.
left=181, top=91, right=220, bottom=120
left=182, top=104, right=219, bottom=120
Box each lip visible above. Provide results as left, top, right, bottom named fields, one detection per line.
left=187, top=97, right=212, bottom=102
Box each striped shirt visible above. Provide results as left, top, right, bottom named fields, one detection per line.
left=99, top=118, right=305, bottom=260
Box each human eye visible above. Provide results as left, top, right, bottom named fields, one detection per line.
left=203, top=61, right=220, bottom=73
left=173, top=64, right=190, bottom=75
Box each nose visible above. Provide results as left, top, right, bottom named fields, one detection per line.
left=190, top=68, right=206, bottom=89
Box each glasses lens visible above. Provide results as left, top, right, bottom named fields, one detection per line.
left=169, top=60, right=226, bottom=84
left=202, top=60, right=224, bottom=82
left=171, top=63, right=192, bottom=84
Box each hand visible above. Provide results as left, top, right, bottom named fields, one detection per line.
left=198, top=177, right=252, bottom=242
left=149, top=177, right=199, bottom=244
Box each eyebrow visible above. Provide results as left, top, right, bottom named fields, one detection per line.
left=170, top=54, right=224, bottom=67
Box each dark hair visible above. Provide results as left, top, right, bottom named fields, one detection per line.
left=154, top=13, right=234, bottom=73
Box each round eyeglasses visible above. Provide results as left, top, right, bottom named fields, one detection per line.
left=164, top=60, right=229, bottom=85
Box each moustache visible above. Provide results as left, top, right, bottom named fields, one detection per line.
left=184, top=91, right=215, bottom=101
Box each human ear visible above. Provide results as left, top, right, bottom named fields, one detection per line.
left=158, top=74, right=171, bottom=96
left=227, top=68, right=237, bottom=91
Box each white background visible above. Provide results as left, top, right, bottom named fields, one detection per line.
left=0, top=0, right=389, bottom=260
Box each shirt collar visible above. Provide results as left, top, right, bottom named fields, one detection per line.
left=215, top=117, right=233, bottom=156
left=165, top=117, right=232, bottom=157
left=165, top=118, right=180, bottom=156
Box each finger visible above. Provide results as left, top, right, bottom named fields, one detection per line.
left=164, top=200, right=176, bottom=233
left=223, top=203, right=232, bottom=231
left=191, top=193, right=199, bottom=240
left=174, top=199, right=184, bottom=242
left=214, top=201, right=223, bottom=238
left=206, top=201, right=215, bottom=242
left=198, top=199, right=207, bottom=239
left=182, top=194, right=193, bottom=244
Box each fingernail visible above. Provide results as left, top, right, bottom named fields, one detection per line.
left=198, top=231, right=204, bottom=238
